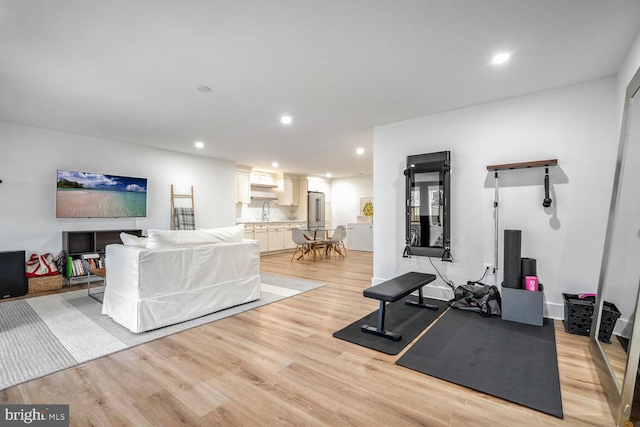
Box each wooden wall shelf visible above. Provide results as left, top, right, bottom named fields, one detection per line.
left=486, top=159, right=558, bottom=171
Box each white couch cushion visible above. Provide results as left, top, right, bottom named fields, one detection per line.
left=146, top=225, right=244, bottom=249
left=120, top=232, right=147, bottom=248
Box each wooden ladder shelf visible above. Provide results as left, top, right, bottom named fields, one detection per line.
left=171, top=185, right=195, bottom=230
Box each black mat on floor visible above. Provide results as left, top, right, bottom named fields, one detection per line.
left=332, top=295, right=449, bottom=355
left=396, top=309, right=563, bottom=418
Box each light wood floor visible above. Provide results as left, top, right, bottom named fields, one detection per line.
left=0, top=251, right=616, bottom=426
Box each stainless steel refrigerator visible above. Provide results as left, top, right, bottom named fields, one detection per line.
left=307, top=191, right=325, bottom=232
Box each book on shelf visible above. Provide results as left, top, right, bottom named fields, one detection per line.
left=72, top=259, right=80, bottom=276
left=66, top=254, right=106, bottom=278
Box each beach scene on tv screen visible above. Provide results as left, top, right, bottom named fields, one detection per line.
left=56, top=170, right=147, bottom=218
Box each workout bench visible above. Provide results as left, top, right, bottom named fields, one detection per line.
left=361, top=272, right=438, bottom=341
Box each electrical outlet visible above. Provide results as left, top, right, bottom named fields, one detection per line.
left=483, top=263, right=494, bottom=275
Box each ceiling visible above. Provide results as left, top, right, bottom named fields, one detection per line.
left=1, top=1, right=640, bottom=178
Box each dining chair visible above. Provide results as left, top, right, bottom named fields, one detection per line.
left=323, top=225, right=347, bottom=259
left=338, top=225, right=348, bottom=257
left=291, top=228, right=321, bottom=262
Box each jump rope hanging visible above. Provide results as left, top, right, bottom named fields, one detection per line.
left=542, top=167, right=552, bottom=208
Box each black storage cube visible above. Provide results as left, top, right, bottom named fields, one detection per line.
left=0, top=250, right=28, bottom=298
left=562, top=293, right=621, bottom=343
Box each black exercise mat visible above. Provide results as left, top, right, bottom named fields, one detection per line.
left=396, top=309, right=563, bottom=418
left=332, top=295, right=448, bottom=355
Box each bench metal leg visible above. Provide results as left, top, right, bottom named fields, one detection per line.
left=361, top=300, right=402, bottom=341
left=405, top=286, right=438, bottom=311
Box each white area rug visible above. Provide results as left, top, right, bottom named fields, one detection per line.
left=0, top=273, right=324, bottom=390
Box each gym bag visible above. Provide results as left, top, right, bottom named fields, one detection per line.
left=448, top=283, right=502, bottom=317
left=25, top=253, right=59, bottom=278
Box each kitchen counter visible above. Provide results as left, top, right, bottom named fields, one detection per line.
left=238, top=220, right=306, bottom=254
left=347, top=222, right=373, bottom=252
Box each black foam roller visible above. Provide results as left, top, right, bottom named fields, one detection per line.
left=521, top=258, right=537, bottom=289
left=503, top=230, right=522, bottom=289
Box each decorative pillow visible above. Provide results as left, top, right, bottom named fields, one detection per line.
left=53, top=250, right=67, bottom=274
left=120, top=232, right=148, bottom=248
left=146, top=225, right=244, bottom=249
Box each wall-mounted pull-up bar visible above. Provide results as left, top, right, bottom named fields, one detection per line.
left=485, top=159, right=558, bottom=286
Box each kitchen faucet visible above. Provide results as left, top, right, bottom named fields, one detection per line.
left=262, top=201, right=271, bottom=221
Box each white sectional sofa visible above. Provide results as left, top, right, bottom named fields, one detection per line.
left=102, top=226, right=261, bottom=333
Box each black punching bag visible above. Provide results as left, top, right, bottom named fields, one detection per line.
left=503, top=230, right=522, bottom=289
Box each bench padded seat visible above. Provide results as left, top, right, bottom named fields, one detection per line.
left=364, top=272, right=436, bottom=302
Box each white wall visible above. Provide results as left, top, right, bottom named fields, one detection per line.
left=330, top=175, right=373, bottom=229
left=373, top=78, right=618, bottom=318
left=0, top=121, right=236, bottom=256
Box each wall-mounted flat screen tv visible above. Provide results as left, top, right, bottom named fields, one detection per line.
left=56, top=170, right=147, bottom=218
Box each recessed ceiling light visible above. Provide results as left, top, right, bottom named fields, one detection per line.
left=281, top=116, right=292, bottom=124
left=196, top=85, right=212, bottom=93
left=272, top=162, right=279, bottom=168
left=356, top=148, right=365, bottom=155
left=492, top=52, right=510, bottom=64
left=194, top=141, right=204, bottom=148
left=325, top=173, right=332, bottom=178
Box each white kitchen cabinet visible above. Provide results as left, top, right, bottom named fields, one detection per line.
left=236, top=171, right=251, bottom=204
left=283, top=223, right=296, bottom=249
left=347, top=223, right=373, bottom=252
left=237, top=221, right=305, bottom=254
left=324, top=202, right=332, bottom=229
left=267, top=224, right=285, bottom=251
left=250, top=171, right=277, bottom=187
left=253, top=223, right=269, bottom=252
left=277, top=177, right=300, bottom=206
left=243, top=223, right=254, bottom=240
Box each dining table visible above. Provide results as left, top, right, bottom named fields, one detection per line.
left=303, top=228, right=332, bottom=240
left=300, top=227, right=349, bottom=260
